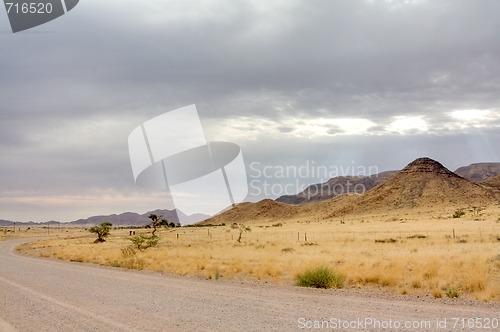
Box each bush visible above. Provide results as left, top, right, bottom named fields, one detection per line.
left=129, top=234, right=159, bottom=251
left=453, top=209, right=466, bottom=218
left=295, top=265, right=345, bottom=289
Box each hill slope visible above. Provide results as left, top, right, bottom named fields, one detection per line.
left=482, top=175, right=500, bottom=188
left=201, top=199, right=301, bottom=225
left=276, top=171, right=397, bottom=205
left=455, top=163, right=500, bottom=182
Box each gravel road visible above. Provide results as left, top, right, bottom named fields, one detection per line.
left=0, top=238, right=498, bottom=331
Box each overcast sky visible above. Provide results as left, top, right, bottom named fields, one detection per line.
left=1, top=0, right=499, bottom=222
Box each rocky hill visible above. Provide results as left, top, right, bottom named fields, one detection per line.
left=334, top=157, right=498, bottom=214
left=276, top=161, right=500, bottom=206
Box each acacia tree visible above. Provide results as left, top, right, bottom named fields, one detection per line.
left=89, top=222, right=112, bottom=243
left=147, top=214, right=169, bottom=237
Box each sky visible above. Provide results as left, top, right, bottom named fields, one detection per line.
left=1, top=0, right=499, bottom=223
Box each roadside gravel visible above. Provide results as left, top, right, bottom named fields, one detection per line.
left=1, top=239, right=498, bottom=331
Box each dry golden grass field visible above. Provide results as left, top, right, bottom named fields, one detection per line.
left=7, top=205, right=500, bottom=302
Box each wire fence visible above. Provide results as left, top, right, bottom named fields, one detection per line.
left=155, top=226, right=499, bottom=244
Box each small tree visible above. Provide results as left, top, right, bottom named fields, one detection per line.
left=231, top=223, right=251, bottom=243
left=89, top=222, right=112, bottom=243
left=147, top=214, right=169, bottom=237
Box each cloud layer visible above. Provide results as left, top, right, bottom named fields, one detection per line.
left=1, top=0, right=499, bottom=221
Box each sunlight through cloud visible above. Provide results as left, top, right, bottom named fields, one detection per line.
left=387, top=116, right=429, bottom=134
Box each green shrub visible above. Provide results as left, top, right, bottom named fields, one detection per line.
left=129, top=234, right=159, bottom=251
left=295, top=265, right=345, bottom=289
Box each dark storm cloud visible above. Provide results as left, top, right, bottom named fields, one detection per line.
left=3, top=1, right=500, bottom=122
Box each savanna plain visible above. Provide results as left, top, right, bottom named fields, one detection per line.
left=7, top=205, right=500, bottom=302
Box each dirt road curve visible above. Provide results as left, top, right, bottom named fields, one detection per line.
left=0, top=239, right=498, bottom=331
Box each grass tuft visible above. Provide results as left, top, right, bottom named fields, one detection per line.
left=431, top=288, right=443, bottom=298
left=445, top=287, right=460, bottom=298
left=295, top=265, right=345, bottom=289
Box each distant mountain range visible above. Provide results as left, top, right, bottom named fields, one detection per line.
left=0, top=219, right=61, bottom=227
left=276, top=162, right=500, bottom=205
left=0, top=209, right=209, bottom=227
left=2, top=160, right=499, bottom=227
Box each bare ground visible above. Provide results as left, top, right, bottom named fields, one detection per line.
left=0, top=238, right=498, bottom=332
